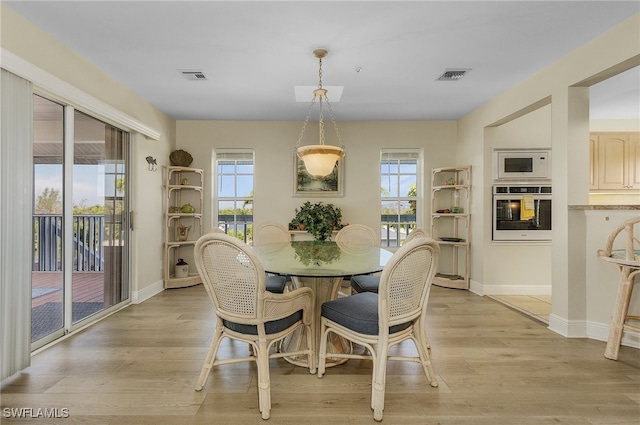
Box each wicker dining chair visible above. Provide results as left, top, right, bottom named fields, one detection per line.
left=334, top=223, right=379, bottom=246
left=211, top=226, right=288, bottom=294
left=333, top=224, right=379, bottom=296
left=253, top=221, right=292, bottom=293
left=253, top=221, right=291, bottom=245
left=193, top=232, right=315, bottom=420
left=317, top=237, right=440, bottom=422
left=350, top=228, right=428, bottom=294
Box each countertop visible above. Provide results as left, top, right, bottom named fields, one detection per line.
left=568, top=205, right=640, bottom=210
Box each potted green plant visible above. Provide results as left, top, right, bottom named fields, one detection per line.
left=289, top=201, right=344, bottom=241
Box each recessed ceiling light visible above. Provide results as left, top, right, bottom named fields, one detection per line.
left=436, top=69, right=471, bottom=81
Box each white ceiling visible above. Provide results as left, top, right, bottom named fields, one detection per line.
left=6, top=1, right=640, bottom=121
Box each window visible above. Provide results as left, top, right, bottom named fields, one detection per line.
left=214, top=150, right=254, bottom=242
left=380, top=150, right=422, bottom=247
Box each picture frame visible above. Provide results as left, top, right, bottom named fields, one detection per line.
left=293, top=153, right=344, bottom=197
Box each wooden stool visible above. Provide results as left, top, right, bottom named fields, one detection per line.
left=597, top=216, right=640, bottom=360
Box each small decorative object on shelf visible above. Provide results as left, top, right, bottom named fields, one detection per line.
left=175, top=258, right=189, bottom=278
left=289, top=201, right=344, bottom=241
left=176, top=224, right=191, bottom=241
left=164, top=166, right=203, bottom=288
left=430, top=166, right=471, bottom=290
left=169, top=149, right=193, bottom=167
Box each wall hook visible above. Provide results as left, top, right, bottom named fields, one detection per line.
left=145, top=156, right=157, bottom=171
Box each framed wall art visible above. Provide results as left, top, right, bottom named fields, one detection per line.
left=293, top=153, right=344, bottom=197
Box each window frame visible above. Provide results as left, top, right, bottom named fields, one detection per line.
left=213, top=149, right=255, bottom=242
left=380, top=149, right=423, bottom=248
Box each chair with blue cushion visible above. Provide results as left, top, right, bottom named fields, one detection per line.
left=253, top=221, right=292, bottom=293
left=334, top=224, right=379, bottom=296
left=212, top=226, right=287, bottom=294
left=317, top=237, right=440, bottom=421
left=194, top=232, right=315, bottom=420
left=334, top=223, right=379, bottom=246
left=350, top=228, right=428, bottom=294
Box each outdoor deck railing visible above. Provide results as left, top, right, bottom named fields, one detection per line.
left=33, top=214, right=106, bottom=272
left=216, top=213, right=416, bottom=247
left=381, top=214, right=417, bottom=247
left=217, top=214, right=253, bottom=243
left=34, top=213, right=416, bottom=271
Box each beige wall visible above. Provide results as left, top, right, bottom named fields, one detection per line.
left=1, top=3, right=176, bottom=300
left=176, top=120, right=457, bottom=232
left=456, top=12, right=640, bottom=340
left=590, top=119, right=640, bottom=132
left=482, top=105, right=553, bottom=293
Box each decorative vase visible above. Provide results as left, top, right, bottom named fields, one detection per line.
left=176, top=224, right=191, bottom=241
left=175, top=258, right=189, bottom=278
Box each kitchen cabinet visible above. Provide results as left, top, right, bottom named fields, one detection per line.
left=430, top=166, right=471, bottom=290
left=164, top=166, right=204, bottom=289
left=590, top=132, right=640, bottom=190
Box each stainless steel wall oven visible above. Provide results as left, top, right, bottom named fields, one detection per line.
left=492, top=185, right=552, bottom=241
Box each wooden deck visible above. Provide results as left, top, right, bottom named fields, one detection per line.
left=31, top=272, right=104, bottom=307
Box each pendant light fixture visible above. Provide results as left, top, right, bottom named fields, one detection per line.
left=295, top=49, right=345, bottom=179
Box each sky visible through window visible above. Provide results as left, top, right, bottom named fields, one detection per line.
left=35, top=164, right=115, bottom=209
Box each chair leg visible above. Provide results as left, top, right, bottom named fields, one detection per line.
left=317, top=320, right=328, bottom=377
left=415, top=335, right=438, bottom=387
left=306, top=322, right=316, bottom=374
left=371, top=345, right=387, bottom=422
left=255, top=339, right=271, bottom=420
left=195, top=327, right=223, bottom=391
left=605, top=272, right=634, bottom=360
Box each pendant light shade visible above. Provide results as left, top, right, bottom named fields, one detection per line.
left=295, top=49, right=345, bottom=179
left=297, top=144, right=344, bottom=178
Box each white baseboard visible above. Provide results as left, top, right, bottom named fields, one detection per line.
left=547, top=315, right=640, bottom=350
left=585, top=320, right=640, bottom=349
left=469, top=279, right=484, bottom=295
left=548, top=314, right=586, bottom=337
left=586, top=320, right=610, bottom=341
left=132, top=279, right=164, bottom=304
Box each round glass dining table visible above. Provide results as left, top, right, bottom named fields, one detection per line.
left=252, top=240, right=393, bottom=367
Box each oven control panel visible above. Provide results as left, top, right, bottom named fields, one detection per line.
left=493, top=185, right=551, bottom=194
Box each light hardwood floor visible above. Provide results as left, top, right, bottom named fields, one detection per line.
left=488, top=294, right=552, bottom=325
left=2, top=285, right=639, bottom=424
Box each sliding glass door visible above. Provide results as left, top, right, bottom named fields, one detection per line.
left=32, top=95, right=130, bottom=349
left=32, top=96, right=65, bottom=344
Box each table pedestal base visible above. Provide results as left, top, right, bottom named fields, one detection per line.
left=280, top=276, right=351, bottom=368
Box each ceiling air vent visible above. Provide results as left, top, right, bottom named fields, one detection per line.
left=179, top=70, right=208, bottom=81
left=436, top=69, right=471, bottom=81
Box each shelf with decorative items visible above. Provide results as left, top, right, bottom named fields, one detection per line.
left=164, top=166, right=204, bottom=289
left=430, top=166, right=471, bottom=290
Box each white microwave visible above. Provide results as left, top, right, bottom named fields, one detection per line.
left=494, top=149, right=551, bottom=181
